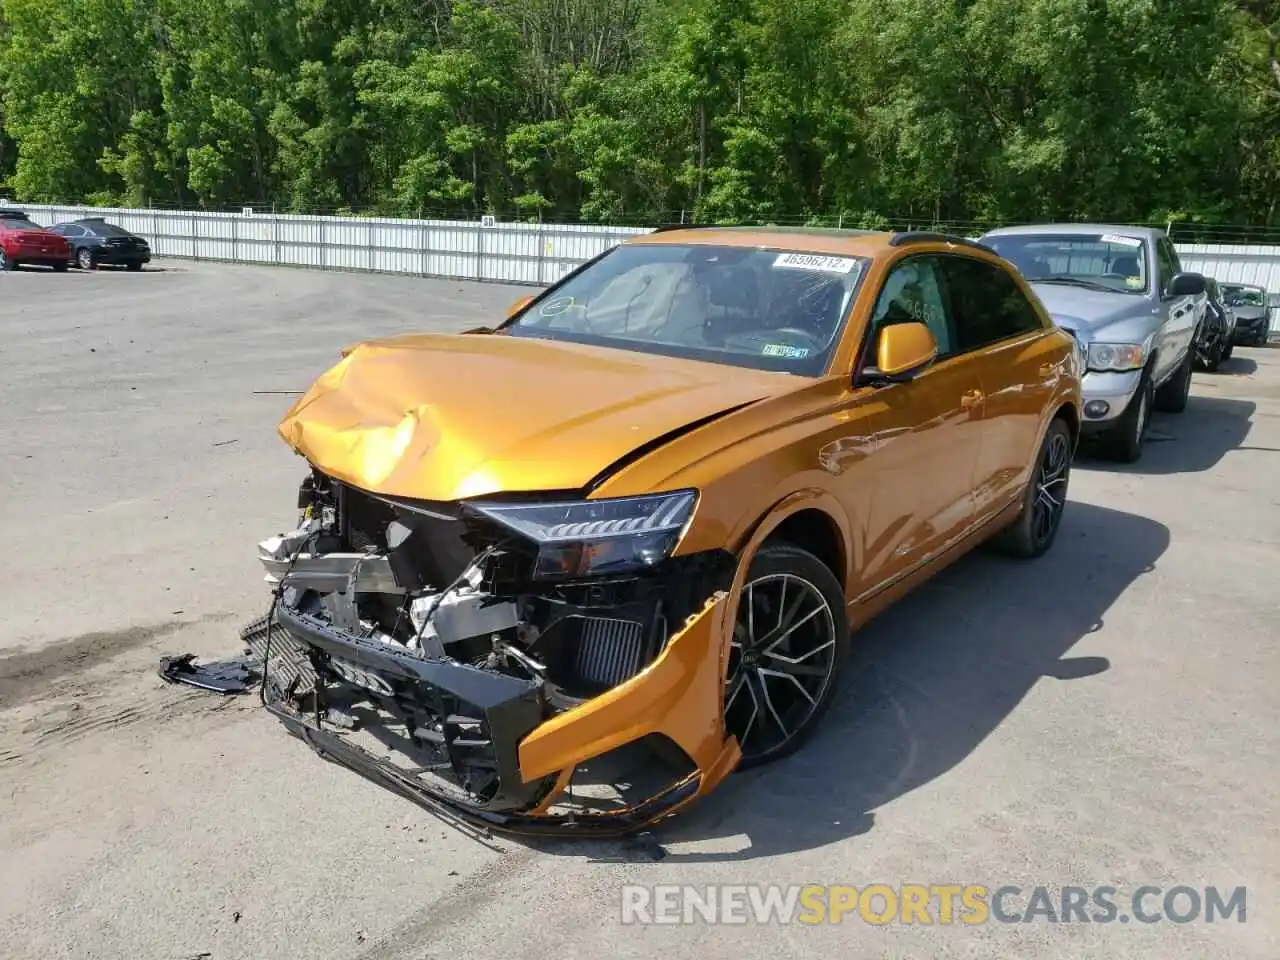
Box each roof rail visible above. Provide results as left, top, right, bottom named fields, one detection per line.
left=651, top=223, right=728, bottom=232
left=888, top=231, right=996, bottom=254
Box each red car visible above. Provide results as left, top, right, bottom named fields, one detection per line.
left=0, top=210, right=72, bottom=271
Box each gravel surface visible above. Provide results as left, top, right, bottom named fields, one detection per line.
left=1, top=259, right=1276, bottom=960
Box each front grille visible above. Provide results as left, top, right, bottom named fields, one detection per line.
left=572, top=616, right=647, bottom=688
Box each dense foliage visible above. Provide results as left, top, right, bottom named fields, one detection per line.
left=1, top=0, right=1279, bottom=229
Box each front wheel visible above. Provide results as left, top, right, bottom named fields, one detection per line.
left=1099, top=373, right=1152, bottom=463
left=1203, top=339, right=1222, bottom=372
left=990, top=418, right=1073, bottom=559
left=76, top=247, right=95, bottom=270
left=0, top=249, right=14, bottom=271
left=1154, top=349, right=1192, bottom=413
left=726, top=543, right=849, bottom=770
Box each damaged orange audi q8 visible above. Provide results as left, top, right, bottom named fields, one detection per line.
left=248, top=227, right=1082, bottom=835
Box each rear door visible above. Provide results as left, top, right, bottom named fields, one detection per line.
left=935, top=254, right=1065, bottom=524
left=843, top=254, right=986, bottom=598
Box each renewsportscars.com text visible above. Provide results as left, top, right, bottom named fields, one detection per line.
left=620, top=884, right=1247, bottom=926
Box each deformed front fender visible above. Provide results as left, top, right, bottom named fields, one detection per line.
left=518, top=591, right=739, bottom=789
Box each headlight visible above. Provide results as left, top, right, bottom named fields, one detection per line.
left=1086, top=342, right=1145, bottom=372
left=466, top=490, right=698, bottom=580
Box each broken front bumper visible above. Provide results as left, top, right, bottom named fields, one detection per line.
left=260, top=591, right=741, bottom=837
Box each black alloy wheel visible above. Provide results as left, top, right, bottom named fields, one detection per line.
left=1030, top=426, right=1071, bottom=551
left=725, top=545, right=849, bottom=768
left=991, top=417, right=1073, bottom=558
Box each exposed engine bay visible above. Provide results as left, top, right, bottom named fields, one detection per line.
left=252, top=468, right=734, bottom=832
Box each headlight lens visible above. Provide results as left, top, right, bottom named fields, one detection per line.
left=467, top=490, right=698, bottom=580
left=1086, top=342, right=1145, bottom=372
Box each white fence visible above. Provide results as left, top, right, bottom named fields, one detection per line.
left=8, top=201, right=650, bottom=287
left=7, top=201, right=1280, bottom=319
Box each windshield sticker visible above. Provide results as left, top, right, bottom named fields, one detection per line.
left=538, top=296, right=576, bottom=317
left=1125, top=276, right=1143, bottom=288
left=1100, top=234, right=1142, bottom=247
left=762, top=343, right=811, bottom=359
left=772, top=253, right=859, bottom=275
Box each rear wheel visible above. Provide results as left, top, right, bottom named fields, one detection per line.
left=0, top=249, right=14, bottom=271
left=76, top=247, right=95, bottom=270
left=53, top=261, right=69, bottom=273
left=726, top=543, right=849, bottom=770
left=126, top=261, right=143, bottom=272
left=990, top=418, right=1073, bottom=559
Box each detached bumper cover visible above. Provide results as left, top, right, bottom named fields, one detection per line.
left=263, top=591, right=738, bottom=836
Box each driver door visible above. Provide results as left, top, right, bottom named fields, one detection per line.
left=836, top=255, right=986, bottom=599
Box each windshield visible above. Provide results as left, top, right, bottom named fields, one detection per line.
left=985, top=233, right=1149, bottom=294
left=1221, top=285, right=1266, bottom=307
left=504, top=243, right=869, bottom=376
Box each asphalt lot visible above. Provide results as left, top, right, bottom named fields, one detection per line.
left=1, top=259, right=1277, bottom=960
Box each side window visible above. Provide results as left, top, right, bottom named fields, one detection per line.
left=1155, top=240, right=1178, bottom=295
left=937, top=256, right=1044, bottom=353
left=61, top=225, right=85, bottom=237
left=867, top=256, right=954, bottom=357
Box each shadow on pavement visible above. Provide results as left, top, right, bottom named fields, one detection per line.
left=572, top=500, right=1170, bottom=863
left=1078, top=395, right=1255, bottom=476
left=1214, top=356, right=1257, bottom=376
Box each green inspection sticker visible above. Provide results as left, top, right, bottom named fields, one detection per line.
left=762, top=344, right=810, bottom=358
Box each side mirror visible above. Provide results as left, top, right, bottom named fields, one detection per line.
left=858, top=322, right=938, bottom=385
left=1167, top=272, right=1205, bottom=297
left=506, top=294, right=534, bottom=319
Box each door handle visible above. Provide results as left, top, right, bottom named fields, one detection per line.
left=960, top=389, right=984, bottom=409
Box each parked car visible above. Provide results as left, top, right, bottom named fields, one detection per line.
left=244, top=227, right=1083, bottom=835
left=979, top=224, right=1205, bottom=463
left=46, top=217, right=151, bottom=270
left=1193, top=277, right=1236, bottom=370
left=0, top=210, right=72, bottom=272
left=1220, top=282, right=1271, bottom=346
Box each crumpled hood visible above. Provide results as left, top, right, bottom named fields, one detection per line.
left=1028, top=283, right=1159, bottom=341
left=277, top=332, right=781, bottom=501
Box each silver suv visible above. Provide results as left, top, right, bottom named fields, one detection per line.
left=979, top=224, right=1206, bottom=463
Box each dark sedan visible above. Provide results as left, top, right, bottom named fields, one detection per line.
left=47, top=218, right=151, bottom=270
left=1221, top=282, right=1271, bottom=346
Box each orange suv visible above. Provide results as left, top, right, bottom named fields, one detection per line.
left=251, top=227, right=1082, bottom=835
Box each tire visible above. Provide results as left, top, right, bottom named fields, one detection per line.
left=990, top=418, right=1073, bottom=559
left=1222, top=342, right=1234, bottom=361
left=726, top=542, right=850, bottom=770
left=1258, top=332, right=1270, bottom=347
left=0, top=250, right=14, bottom=271
left=1099, top=372, right=1152, bottom=463
left=76, top=247, right=95, bottom=270
left=53, top=261, right=69, bottom=273
left=1154, top=349, right=1192, bottom=413
left=126, top=261, right=143, bottom=272
left=1203, top=340, right=1222, bottom=372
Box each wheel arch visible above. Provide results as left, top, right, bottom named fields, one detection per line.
left=728, top=491, right=855, bottom=602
